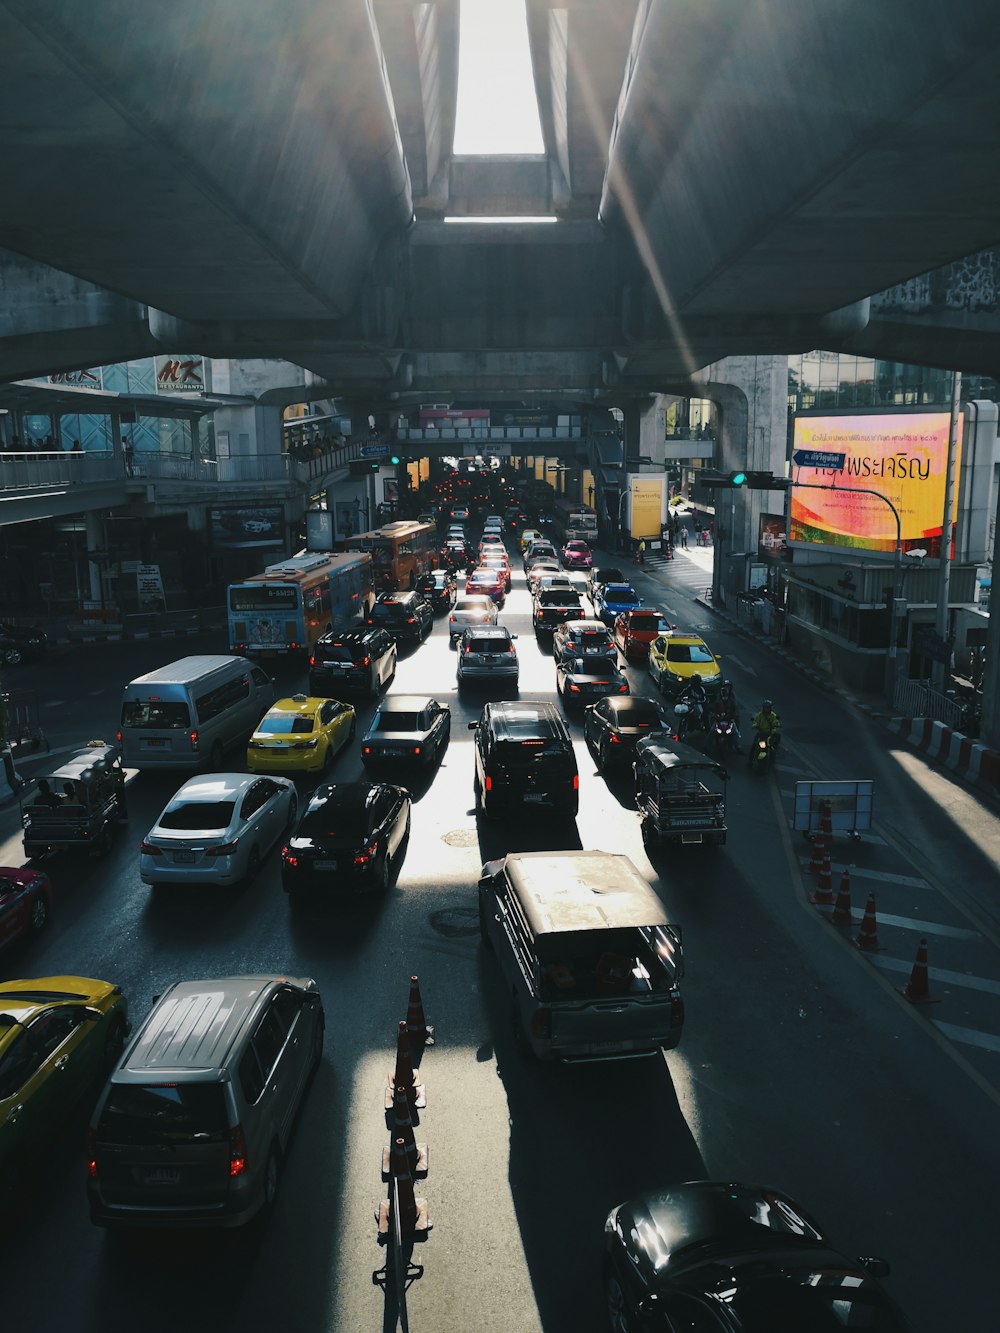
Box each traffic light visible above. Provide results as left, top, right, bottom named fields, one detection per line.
left=390, top=453, right=402, bottom=466
left=699, top=469, right=789, bottom=490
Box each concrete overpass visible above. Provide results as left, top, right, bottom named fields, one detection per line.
left=2, top=0, right=1000, bottom=409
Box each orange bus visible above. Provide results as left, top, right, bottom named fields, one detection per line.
left=345, top=521, right=437, bottom=592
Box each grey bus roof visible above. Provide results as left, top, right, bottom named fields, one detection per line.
left=117, top=976, right=307, bottom=1081
left=504, top=851, right=669, bottom=938
left=125, top=655, right=247, bottom=688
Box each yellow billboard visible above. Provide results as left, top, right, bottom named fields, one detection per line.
left=629, top=476, right=665, bottom=539
left=790, top=412, right=960, bottom=555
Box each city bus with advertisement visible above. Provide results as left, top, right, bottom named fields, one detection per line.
left=345, top=520, right=436, bottom=593
left=552, top=496, right=599, bottom=545
left=227, top=551, right=374, bottom=659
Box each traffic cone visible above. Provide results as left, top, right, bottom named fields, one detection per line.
left=807, top=826, right=828, bottom=877
left=382, top=1084, right=428, bottom=1179
left=830, top=868, right=853, bottom=924
left=854, top=891, right=884, bottom=951
left=405, top=975, right=435, bottom=1048
left=809, top=848, right=835, bottom=906
left=376, top=1137, right=431, bottom=1245
left=899, top=938, right=940, bottom=1004
left=385, top=1021, right=425, bottom=1109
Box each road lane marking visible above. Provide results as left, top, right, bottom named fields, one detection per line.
left=723, top=655, right=752, bottom=671
left=932, top=1021, right=1000, bottom=1055
left=874, top=911, right=982, bottom=941
left=796, top=861, right=930, bottom=890
left=873, top=956, right=1000, bottom=996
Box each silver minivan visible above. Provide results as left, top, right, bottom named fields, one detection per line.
left=119, top=655, right=274, bottom=771
left=479, top=850, right=684, bottom=1062
left=87, top=975, right=324, bottom=1228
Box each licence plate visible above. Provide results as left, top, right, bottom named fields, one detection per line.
left=316, top=860, right=338, bottom=872
left=173, top=850, right=195, bottom=863
left=145, top=738, right=168, bottom=748
left=524, top=793, right=546, bottom=804
left=138, top=1167, right=180, bottom=1185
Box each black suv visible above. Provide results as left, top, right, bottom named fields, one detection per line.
left=364, top=591, right=434, bottom=643
left=468, top=700, right=579, bottom=820
left=0, top=621, right=47, bottom=667
left=309, top=628, right=396, bottom=700
left=415, top=570, right=457, bottom=613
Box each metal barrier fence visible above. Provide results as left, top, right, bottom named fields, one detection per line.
left=893, top=676, right=969, bottom=730
left=0, top=451, right=120, bottom=490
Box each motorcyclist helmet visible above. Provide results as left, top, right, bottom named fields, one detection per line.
left=762, top=698, right=773, bottom=711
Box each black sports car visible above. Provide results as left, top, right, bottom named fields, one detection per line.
left=281, top=781, right=411, bottom=899
left=603, top=1180, right=914, bottom=1333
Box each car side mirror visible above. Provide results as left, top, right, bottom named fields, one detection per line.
left=510, top=633, right=518, bottom=640
left=83, top=1006, right=105, bottom=1022
left=467, top=721, right=479, bottom=731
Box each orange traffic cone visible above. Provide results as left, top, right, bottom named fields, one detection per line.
left=807, top=827, right=828, bottom=876
left=385, top=1021, right=425, bottom=1109
left=376, top=1137, right=431, bottom=1245
left=405, top=975, right=435, bottom=1048
left=854, top=891, right=884, bottom=951
left=830, top=868, right=853, bottom=924
left=809, top=848, right=835, bottom=906
left=899, top=938, right=939, bottom=1004
left=382, top=1084, right=428, bottom=1180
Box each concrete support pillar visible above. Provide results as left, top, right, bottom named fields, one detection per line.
left=84, top=509, right=103, bottom=603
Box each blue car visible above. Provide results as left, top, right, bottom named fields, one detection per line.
left=593, top=582, right=642, bottom=625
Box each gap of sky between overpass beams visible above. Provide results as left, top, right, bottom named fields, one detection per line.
left=454, top=0, right=544, bottom=155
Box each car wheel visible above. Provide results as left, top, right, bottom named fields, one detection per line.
left=261, top=1146, right=281, bottom=1213
left=604, top=1271, right=633, bottom=1333
left=285, top=794, right=298, bottom=831
left=29, top=894, right=49, bottom=933
left=103, top=1013, right=128, bottom=1070
left=4, top=646, right=23, bottom=667
left=243, top=846, right=261, bottom=885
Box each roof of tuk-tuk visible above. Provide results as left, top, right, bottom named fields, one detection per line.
left=41, top=743, right=121, bottom=783
left=503, top=850, right=670, bottom=938
left=634, top=733, right=729, bottom=778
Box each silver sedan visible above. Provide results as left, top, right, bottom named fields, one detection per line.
left=139, top=772, right=297, bottom=886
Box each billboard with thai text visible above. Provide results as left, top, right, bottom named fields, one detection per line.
left=790, top=412, right=960, bottom=556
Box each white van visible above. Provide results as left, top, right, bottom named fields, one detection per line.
left=119, top=656, right=274, bottom=771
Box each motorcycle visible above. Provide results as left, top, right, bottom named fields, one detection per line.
left=748, top=732, right=776, bottom=772
left=673, top=699, right=707, bottom=742
left=712, top=714, right=737, bottom=755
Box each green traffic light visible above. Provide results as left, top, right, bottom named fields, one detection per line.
left=390, top=455, right=402, bottom=466
left=730, top=470, right=748, bottom=486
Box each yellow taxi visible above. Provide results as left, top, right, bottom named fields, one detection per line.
left=519, top=527, right=544, bottom=553
left=247, top=694, right=356, bottom=774
left=0, top=975, right=129, bottom=1181
left=647, top=632, right=722, bottom=698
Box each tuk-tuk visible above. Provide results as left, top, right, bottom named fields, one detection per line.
left=22, top=741, right=128, bottom=859
left=633, top=733, right=728, bottom=848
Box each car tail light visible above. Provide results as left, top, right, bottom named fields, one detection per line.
left=281, top=848, right=298, bottom=867
left=609, top=734, right=621, bottom=744
left=568, top=683, right=581, bottom=692
left=189, top=730, right=199, bottom=750
left=139, top=839, right=163, bottom=856
left=572, top=774, right=580, bottom=791
left=484, top=776, right=492, bottom=791
left=116, top=728, right=122, bottom=745
left=412, top=746, right=422, bottom=755
left=353, top=840, right=378, bottom=867
left=229, top=1124, right=248, bottom=1177
left=362, top=745, right=372, bottom=756
left=206, top=839, right=240, bottom=857
left=309, top=655, right=316, bottom=667
left=406, top=617, right=417, bottom=624
left=86, top=1127, right=98, bottom=1179
left=619, top=684, right=629, bottom=693
left=530, top=1009, right=551, bottom=1039
left=360, top=655, right=370, bottom=666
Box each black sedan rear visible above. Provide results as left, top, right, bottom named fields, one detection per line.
left=583, top=696, right=668, bottom=770
left=556, top=654, right=629, bottom=709
left=281, top=781, right=411, bottom=899
left=603, top=1180, right=914, bottom=1333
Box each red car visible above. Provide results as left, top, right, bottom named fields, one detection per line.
left=613, top=608, right=675, bottom=661
left=0, top=867, right=52, bottom=952
left=561, top=539, right=593, bottom=570
left=466, top=567, right=507, bottom=605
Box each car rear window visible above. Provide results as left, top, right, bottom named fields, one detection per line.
left=629, top=614, right=670, bottom=633
left=159, top=800, right=236, bottom=829
left=538, top=589, right=580, bottom=605
left=121, top=701, right=191, bottom=729
left=374, top=712, right=421, bottom=731
left=466, top=637, right=509, bottom=653
left=259, top=715, right=314, bottom=734
left=574, top=656, right=618, bottom=675
left=606, top=586, right=639, bottom=603
left=572, top=631, right=611, bottom=649
left=98, top=1084, right=229, bottom=1145
left=666, top=643, right=715, bottom=663
left=371, top=604, right=408, bottom=623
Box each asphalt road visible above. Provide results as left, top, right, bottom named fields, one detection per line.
left=1, top=543, right=998, bottom=1333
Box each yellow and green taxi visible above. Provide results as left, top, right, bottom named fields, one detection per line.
left=0, top=976, right=129, bottom=1177
left=247, top=694, right=356, bottom=774
left=647, top=632, right=722, bottom=698
left=519, top=527, right=544, bottom=553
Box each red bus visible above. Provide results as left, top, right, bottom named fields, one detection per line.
left=345, top=521, right=437, bottom=592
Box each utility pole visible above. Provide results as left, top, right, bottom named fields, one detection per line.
left=933, top=372, right=962, bottom=689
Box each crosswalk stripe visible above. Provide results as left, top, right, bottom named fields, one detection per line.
left=932, top=1021, right=1000, bottom=1055
left=873, top=956, right=1000, bottom=996
left=873, top=911, right=982, bottom=941
left=842, top=866, right=930, bottom=889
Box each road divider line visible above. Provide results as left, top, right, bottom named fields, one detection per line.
left=875, top=911, right=982, bottom=941
left=873, top=956, right=1000, bottom=996
left=932, top=1020, right=1000, bottom=1055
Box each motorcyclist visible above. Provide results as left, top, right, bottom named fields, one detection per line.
left=749, top=698, right=781, bottom=764
left=677, top=674, right=709, bottom=734
left=713, top=679, right=742, bottom=750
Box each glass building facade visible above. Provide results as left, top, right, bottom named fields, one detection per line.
left=787, top=351, right=999, bottom=418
